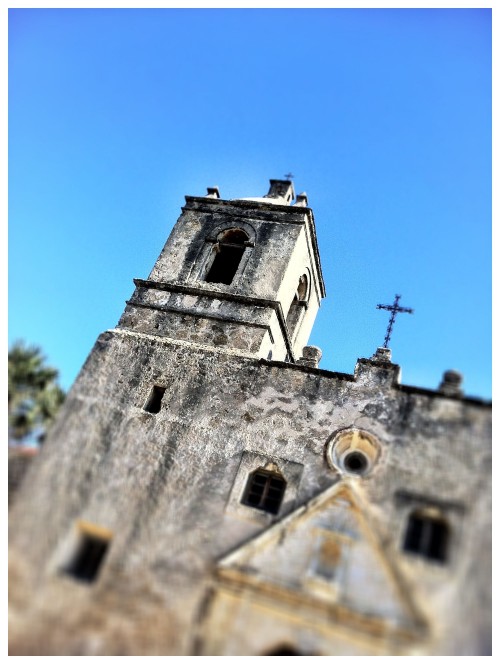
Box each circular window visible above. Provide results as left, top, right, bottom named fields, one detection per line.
left=326, top=428, right=380, bottom=477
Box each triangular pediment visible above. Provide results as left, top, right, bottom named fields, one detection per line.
left=217, top=481, right=427, bottom=643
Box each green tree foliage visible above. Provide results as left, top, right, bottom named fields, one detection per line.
left=8, top=341, right=65, bottom=444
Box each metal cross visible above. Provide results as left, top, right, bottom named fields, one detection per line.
left=376, top=294, right=414, bottom=348
left=284, top=172, right=294, bottom=180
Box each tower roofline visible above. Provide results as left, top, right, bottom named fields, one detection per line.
left=183, top=195, right=326, bottom=298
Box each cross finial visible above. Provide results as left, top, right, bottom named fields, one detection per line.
left=376, top=294, right=414, bottom=348
left=284, top=172, right=294, bottom=180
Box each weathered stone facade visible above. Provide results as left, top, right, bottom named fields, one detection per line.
left=8, top=181, right=491, bottom=655
left=8, top=446, right=38, bottom=506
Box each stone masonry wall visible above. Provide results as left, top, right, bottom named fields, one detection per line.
left=9, top=330, right=491, bottom=655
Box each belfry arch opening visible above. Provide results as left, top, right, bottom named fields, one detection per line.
left=285, top=274, right=309, bottom=340
left=205, top=228, right=249, bottom=285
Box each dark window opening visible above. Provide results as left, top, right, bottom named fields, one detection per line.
left=144, top=386, right=166, bottom=414
left=66, top=533, right=110, bottom=583
left=205, top=245, right=245, bottom=284
left=267, top=350, right=273, bottom=360
left=403, top=512, right=449, bottom=563
left=242, top=469, right=286, bottom=515
left=205, top=229, right=249, bottom=286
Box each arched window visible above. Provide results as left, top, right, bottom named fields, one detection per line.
left=205, top=228, right=249, bottom=285
left=242, top=467, right=286, bottom=515
left=403, top=511, right=449, bottom=563
left=285, top=274, right=309, bottom=339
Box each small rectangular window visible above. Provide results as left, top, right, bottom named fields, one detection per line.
left=242, top=469, right=286, bottom=515
left=66, top=533, right=110, bottom=583
left=403, top=512, right=449, bottom=563
left=144, top=385, right=166, bottom=414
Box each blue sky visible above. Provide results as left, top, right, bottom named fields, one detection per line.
left=8, top=8, right=491, bottom=399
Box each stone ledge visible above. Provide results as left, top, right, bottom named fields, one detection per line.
left=133, top=278, right=278, bottom=310
left=132, top=279, right=296, bottom=361
left=108, top=329, right=491, bottom=406
left=183, top=195, right=310, bottom=221
left=124, top=299, right=272, bottom=331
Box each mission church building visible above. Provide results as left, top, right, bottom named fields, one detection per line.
left=9, top=180, right=491, bottom=655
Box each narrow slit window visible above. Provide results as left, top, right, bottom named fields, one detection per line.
left=66, top=533, right=110, bottom=583
left=144, top=386, right=166, bottom=414
left=242, top=468, right=286, bottom=515
left=403, top=511, right=449, bottom=563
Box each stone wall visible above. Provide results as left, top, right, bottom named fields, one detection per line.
left=9, top=331, right=491, bottom=655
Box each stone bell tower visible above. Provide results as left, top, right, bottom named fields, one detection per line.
left=118, top=179, right=325, bottom=362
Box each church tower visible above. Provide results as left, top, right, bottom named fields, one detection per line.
left=118, top=179, right=325, bottom=362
